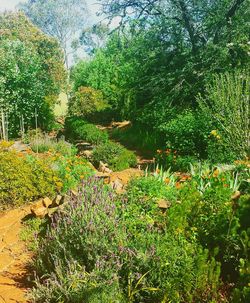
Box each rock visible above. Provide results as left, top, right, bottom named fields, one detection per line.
left=43, top=197, right=53, bottom=208
left=82, top=150, right=93, bottom=159
left=157, top=199, right=171, bottom=209
left=30, top=199, right=48, bottom=218
left=76, top=142, right=93, bottom=151
left=52, top=195, right=63, bottom=207
left=95, top=172, right=110, bottom=184
left=99, top=161, right=112, bottom=174
left=231, top=191, right=241, bottom=200
left=111, top=121, right=131, bottom=129
left=109, top=169, right=143, bottom=186
left=9, top=141, right=30, bottom=153
left=70, top=189, right=78, bottom=197
left=111, top=178, right=124, bottom=193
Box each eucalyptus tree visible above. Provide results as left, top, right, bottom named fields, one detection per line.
left=19, top=0, right=89, bottom=69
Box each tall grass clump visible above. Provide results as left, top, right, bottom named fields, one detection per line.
left=198, top=71, right=250, bottom=161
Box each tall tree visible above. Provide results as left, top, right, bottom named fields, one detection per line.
left=0, top=12, right=66, bottom=136
left=19, top=0, right=88, bottom=68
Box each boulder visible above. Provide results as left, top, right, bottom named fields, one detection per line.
left=99, top=161, right=113, bottom=174
left=82, top=150, right=93, bottom=159
left=30, top=199, right=48, bottom=218
left=109, top=169, right=143, bottom=186
left=52, top=195, right=63, bottom=207
left=157, top=199, right=171, bottom=209
left=43, top=197, right=53, bottom=208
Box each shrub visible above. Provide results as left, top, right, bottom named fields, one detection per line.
left=198, top=71, right=250, bottom=159
left=30, top=136, right=76, bottom=156
left=155, top=148, right=197, bottom=172
left=50, top=153, right=94, bottom=193
left=206, top=129, right=237, bottom=163
left=64, top=116, right=108, bottom=145
left=0, top=150, right=57, bottom=208
left=92, top=141, right=137, bottom=171
left=158, top=110, right=210, bottom=158
left=31, top=178, right=222, bottom=303
left=68, top=86, right=108, bottom=118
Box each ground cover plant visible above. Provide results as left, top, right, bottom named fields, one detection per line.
left=30, top=161, right=249, bottom=302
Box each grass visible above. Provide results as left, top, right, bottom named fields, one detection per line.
left=54, top=92, right=68, bottom=117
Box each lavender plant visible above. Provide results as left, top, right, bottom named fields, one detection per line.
left=31, top=177, right=223, bottom=302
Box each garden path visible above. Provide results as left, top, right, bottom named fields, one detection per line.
left=0, top=206, right=31, bottom=303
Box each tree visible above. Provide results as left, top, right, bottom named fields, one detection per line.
left=19, top=0, right=88, bottom=68
left=0, top=12, right=66, bottom=136
left=80, top=23, right=109, bottom=55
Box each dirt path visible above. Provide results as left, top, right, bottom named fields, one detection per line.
left=0, top=206, right=32, bottom=303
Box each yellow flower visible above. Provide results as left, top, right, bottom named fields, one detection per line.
left=210, top=130, right=217, bottom=136
left=213, top=169, right=220, bottom=178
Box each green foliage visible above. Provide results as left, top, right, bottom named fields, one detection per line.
left=0, top=150, right=57, bottom=208
left=198, top=71, right=250, bottom=159
left=155, top=148, right=197, bottom=172
left=70, top=0, right=249, bottom=162
left=64, top=116, right=108, bottom=145
left=92, top=141, right=137, bottom=171
left=31, top=178, right=222, bottom=303
left=68, top=86, right=108, bottom=118
left=30, top=136, right=76, bottom=156
left=0, top=12, right=66, bottom=136
left=50, top=153, right=94, bottom=193
left=158, top=110, right=210, bottom=158
left=111, top=124, right=160, bottom=157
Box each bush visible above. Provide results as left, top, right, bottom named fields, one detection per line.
left=158, top=110, right=210, bottom=158
left=92, top=141, right=137, bottom=171
left=31, top=178, right=222, bottom=303
left=0, top=150, right=57, bottom=208
left=49, top=153, right=94, bottom=193
left=68, top=86, right=108, bottom=118
left=155, top=148, right=197, bottom=172
left=64, top=116, right=108, bottom=145
left=30, top=136, right=76, bottom=156
left=198, top=71, right=250, bottom=159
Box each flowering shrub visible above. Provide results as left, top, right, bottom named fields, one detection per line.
left=50, top=153, right=94, bottom=193
left=0, top=150, right=57, bottom=208
left=32, top=178, right=223, bottom=302
left=155, top=148, right=196, bottom=171
left=30, top=136, right=76, bottom=156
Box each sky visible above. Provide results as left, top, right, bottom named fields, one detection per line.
left=0, top=0, right=119, bottom=64
left=0, top=0, right=101, bottom=19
